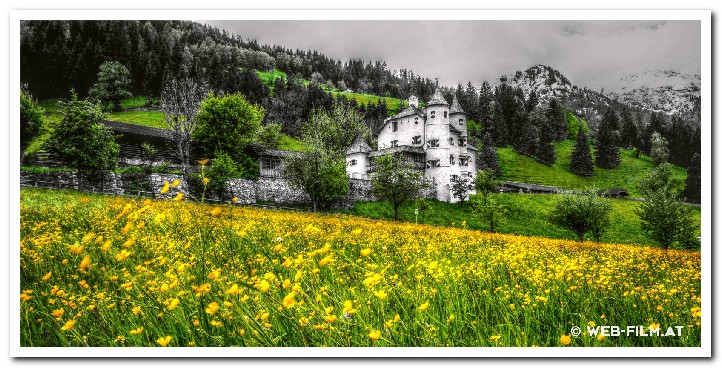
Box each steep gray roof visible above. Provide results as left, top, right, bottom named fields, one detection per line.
left=426, top=88, right=448, bottom=106
left=247, top=143, right=292, bottom=158
left=346, top=136, right=372, bottom=155
left=393, top=105, right=426, bottom=119
left=449, top=96, right=465, bottom=114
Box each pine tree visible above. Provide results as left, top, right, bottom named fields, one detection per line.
left=570, top=124, right=593, bottom=177
left=478, top=132, right=500, bottom=176
left=595, top=109, right=621, bottom=169
left=619, top=108, right=638, bottom=149
left=545, top=98, right=566, bottom=141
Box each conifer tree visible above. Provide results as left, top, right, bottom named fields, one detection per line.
left=683, top=153, right=701, bottom=204
left=595, top=109, right=621, bottom=169
left=570, top=124, right=593, bottom=177
left=478, top=132, right=500, bottom=176
left=619, top=108, right=638, bottom=149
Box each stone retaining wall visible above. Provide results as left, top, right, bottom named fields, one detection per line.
left=20, top=170, right=393, bottom=209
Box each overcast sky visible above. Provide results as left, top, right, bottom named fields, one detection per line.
left=204, top=20, right=701, bottom=92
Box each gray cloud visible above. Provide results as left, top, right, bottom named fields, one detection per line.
left=204, top=20, right=700, bottom=92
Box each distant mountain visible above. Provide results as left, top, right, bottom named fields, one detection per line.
left=496, top=65, right=627, bottom=125
left=604, top=69, right=700, bottom=118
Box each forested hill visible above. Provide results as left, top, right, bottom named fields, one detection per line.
left=20, top=20, right=438, bottom=102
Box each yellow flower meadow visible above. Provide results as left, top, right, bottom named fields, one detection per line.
left=19, top=189, right=702, bottom=347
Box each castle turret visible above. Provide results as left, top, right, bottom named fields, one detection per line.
left=449, top=95, right=467, bottom=137
left=408, top=95, right=419, bottom=107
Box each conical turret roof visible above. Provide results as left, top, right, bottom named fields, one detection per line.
left=345, top=136, right=372, bottom=155
left=426, top=88, right=448, bottom=106
left=449, top=96, right=465, bottom=114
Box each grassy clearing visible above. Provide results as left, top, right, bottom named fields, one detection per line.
left=106, top=111, right=166, bottom=129
left=498, top=140, right=688, bottom=197
left=277, top=135, right=308, bottom=152
left=346, top=194, right=701, bottom=248
left=19, top=188, right=701, bottom=347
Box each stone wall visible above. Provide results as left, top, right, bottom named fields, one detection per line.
left=20, top=170, right=387, bottom=209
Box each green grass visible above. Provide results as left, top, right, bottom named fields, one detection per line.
left=106, top=111, right=165, bottom=129
left=330, top=91, right=405, bottom=116
left=498, top=140, right=688, bottom=197
left=345, top=193, right=701, bottom=248
left=277, top=135, right=308, bottom=152
left=256, top=68, right=288, bottom=87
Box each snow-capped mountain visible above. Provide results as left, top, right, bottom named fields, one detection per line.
left=496, top=65, right=623, bottom=124
left=605, top=70, right=700, bottom=117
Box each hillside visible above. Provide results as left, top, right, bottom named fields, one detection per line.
left=497, top=140, right=688, bottom=198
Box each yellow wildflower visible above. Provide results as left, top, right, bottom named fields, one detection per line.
left=560, top=335, right=571, bottom=345
left=369, top=330, right=381, bottom=340
left=156, top=336, right=172, bottom=347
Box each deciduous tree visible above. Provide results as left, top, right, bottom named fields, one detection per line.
left=371, top=152, right=427, bottom=221
left=88, top=61, right=133, bottom=111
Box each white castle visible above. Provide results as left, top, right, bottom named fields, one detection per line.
left=345, top=89, right=476, bottom=202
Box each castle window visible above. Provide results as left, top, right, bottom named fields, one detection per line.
left=459, top=118, right=464, bottom=125
left=430, top=111, right=436, bottom=118
left=459, top=157, right=468, bottom=167
left=392, top=121, right=398, bottom=132
left=415, top=117, right=419, bottom=124
left=349, top=159, right=357, bottom=166
left=448, top=137, right=454, bottom=146
left=391, top=140, right=399, bottom=148
left=426, top=160, right=440, bottom=168
left=412, top=135, right=421, bottom=145
left=459, top=138, right=466, bottom=147
left=413, top=154, right=425, bottom=163
left=444, top=111, right=448, bottom=118
left=449, top=155, right=455, bottom=165
left=426, top=139, right=439, bottom=148
left=451, top=174, right=459, bottom=182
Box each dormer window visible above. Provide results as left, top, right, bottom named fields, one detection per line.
left=426, top=139, right=439, bottom=148
left=448, top=137, right=454, bottom=146
left=412, top=135, right=421, bottom=145
left=430, top=111, right=436, bottom=118
left=349, top=159, right=358, bottom=166
left=459, top=118, right=464, bottom=125
left=392, top=121, right=398, bottom=132
left=449, top=155, right=455, bottom=165
left=391, top=140, right=399, bottom=148
left=444, top=111, right=448, bottom=118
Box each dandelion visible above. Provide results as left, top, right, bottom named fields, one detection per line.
left=154, top=213, right=166, bottom=223
left=560, top=335, right=572, bottom=345
left=198, top=159, right=209, bottom=165
left=129, top=327, right=144, bottom=335
left=61, top=319, right=76, bottom=331
left=210, top=207, right=222, bottom=216
left=489, top=335, right=501, bottom=341
left=226, top=284, right=239, bottom=295
left=360, top=248, right=373, bottom=257
left=41, top=271, right=52, bottom=281
left=283, top=292, right=296, bottom=309
left=51, top=309, right=64, bottom=318
left=369, top=330, right=381, bottom=340
left=324, top=315, right=337, bottom=323
left=79, top=255, right=91, bottom=271
left=418, top=302, right=429, bottom=311
left=597, top=334, right=605, bottom=342
left=160, top=182, right=170, bottom=194
left=373, top=290, right=388, bottom=299
left=351, top=229, right=362, bottom=235
left=115, top=249, right=132, bottom=261
left=171, top=180, right=181, bottom=187
left=447, top=314, right=455, bottom=323
left=205, top=301, right=220, bottom=315
left=167, top=298, right=180, bottom=311
left=207, top=269, right=221, bottom=280
left=132, top=306, right=142, bottom=315
left=156, top=336, right=172, bottom=347
left=394, top=314, right=401, bottom=323
left=231, top=197, right=239, bottom=203
left=173, top=193, right=184, bottom=201
left=257, top=280, right=270, bottom=293
left=203, top=177, right=210, bottom=185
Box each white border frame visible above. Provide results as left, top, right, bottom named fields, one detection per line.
left=8, top=9, right=712, bottom=359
